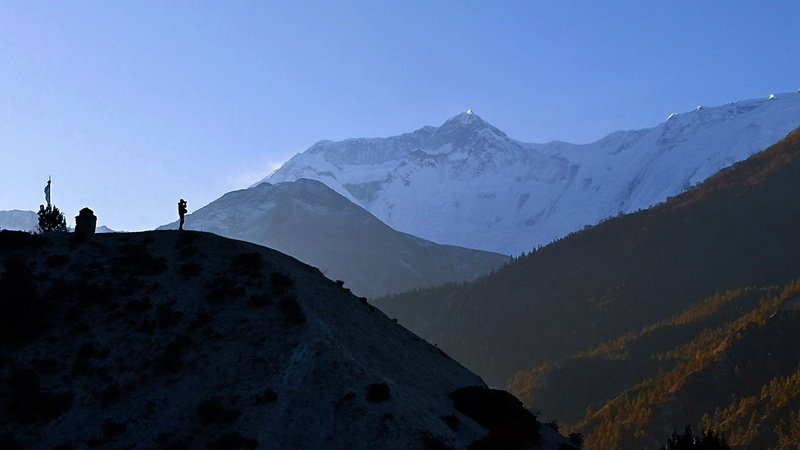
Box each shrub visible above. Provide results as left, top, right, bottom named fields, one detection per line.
left=124, top=297, right=153, bottom=314
left=154, top=334, right=194, bottom=373
left=278, top=295, right=306, bottom=326
left=177, top=231, right=199, bottom=246
left=100, top=382, right=123, bottom=406
left=335, top=391, right=356, bottom=408
left=270, top=272, right=294, bottom=296
left=6, top=368, right=73, bottom=424
left=441, top=413, right=460, bottom=431
left=196, top=397, right=241, bottom=424
left=177, top=245, right=199, bottom=259
left=156, top=302, right=182, bottom=329
left=179, top=262, right=203, bottom=278
left=208, top=432, right=258, bottom=450
left=233, top=252, right=265, bottom=278
left=421, top=432, right=455, bottom=450
left=568, top=432, right=584, bottom=448
left=76, top=282, right=114, bottom=309
left=205, top=276, right=246, bottom=304
left=102, top=421, right=126, bottom=437
left=254, top=389, right=278, bottom=405
left=109, top=244, right=167, bottom=276
left=247, top=292, right=272, bottom=308
left=189, top=310, right=213, bottom=330
left=44, top=254, right=70, bottom=268
left=366, top=382, right=391, bottom=403
left=467, top=435, right=514, bottom=450
left=451, top=386, right=541, bottom=450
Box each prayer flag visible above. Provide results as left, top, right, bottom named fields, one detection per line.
left=44, top=178, right=51, bottom=206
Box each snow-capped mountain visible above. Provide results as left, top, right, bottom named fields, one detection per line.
left=0, top=210, right=37, bottom=231
left=157, top=179, right=508, bottom=298
left=261, top=92, right=800, bottom=255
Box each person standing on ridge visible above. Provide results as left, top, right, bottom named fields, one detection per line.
left=178, top=199, right=188, bottom=231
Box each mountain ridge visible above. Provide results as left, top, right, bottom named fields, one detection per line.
left=158, top=179, right=508, bottom=298
left=263, top=92, right=800, bottom=255
left=374, top=125, right=800, bottom=389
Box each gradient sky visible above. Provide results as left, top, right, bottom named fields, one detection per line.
left=1, top=1, right=798, bottom=231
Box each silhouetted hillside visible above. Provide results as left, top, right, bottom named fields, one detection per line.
left=374, top=126, right=800, bottom=390
left=158, top=179, right=508, bottom=298
left=0, top=230, right=573, bottom=449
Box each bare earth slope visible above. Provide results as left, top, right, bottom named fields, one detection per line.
left=0, top=230, right=569, bottom=449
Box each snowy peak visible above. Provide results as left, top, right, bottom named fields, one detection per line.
left=427, top=109, right=510, bottom=152
left=0, top=210, right=38, bottom=232
left=263, top=91, right=800, bottom=255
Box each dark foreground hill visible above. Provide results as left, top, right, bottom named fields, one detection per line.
left=159, top=179, right=509, bottom=299
left=0, top=230, right=570, bottom=450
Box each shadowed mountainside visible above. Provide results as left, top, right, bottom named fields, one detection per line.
left=374, top=126, right=800, bottom=390
left=513, top=281, right=800, bottom=450
left=158, top=179, right=508, bottom=298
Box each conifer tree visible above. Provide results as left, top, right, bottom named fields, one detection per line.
left=36, top=204, right=67, bottom=233
left=662, top=425, right=730, bottom=450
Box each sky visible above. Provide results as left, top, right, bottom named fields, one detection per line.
left=1, top=1, right=798, bottom=231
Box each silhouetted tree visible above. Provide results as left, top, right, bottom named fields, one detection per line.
left=36, top=204, right=67, bottom=233
left=662, top=425, right=730, bottom=450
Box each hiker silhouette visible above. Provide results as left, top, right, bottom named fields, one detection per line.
left=178, top=199, right=188, bottom=231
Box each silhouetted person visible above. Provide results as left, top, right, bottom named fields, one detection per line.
left=178, top=199, right=188, bottom=231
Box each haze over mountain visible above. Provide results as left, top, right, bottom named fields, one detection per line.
left=157, top=179, right=508, bottom=298
left=262, top=92, right=800, bottom=255
left=0, top=230, right=573, bottom=449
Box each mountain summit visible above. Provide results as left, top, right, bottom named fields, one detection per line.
left=263, top=92, right=800, bottom=255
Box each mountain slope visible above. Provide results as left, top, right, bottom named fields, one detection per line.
left=0, top=230, right=570, bottom=450
left=158, top=179, right=508, bottom=298
left=0, top=210, right=37, bottom=232
left=263, top=92, right=800, bottom=255
left=515, top=281, right=800, bottom=450
left=373, top=125, right=800, bottom=388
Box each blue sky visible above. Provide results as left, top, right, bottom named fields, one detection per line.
left=1, top=1, right=798, bottom=231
